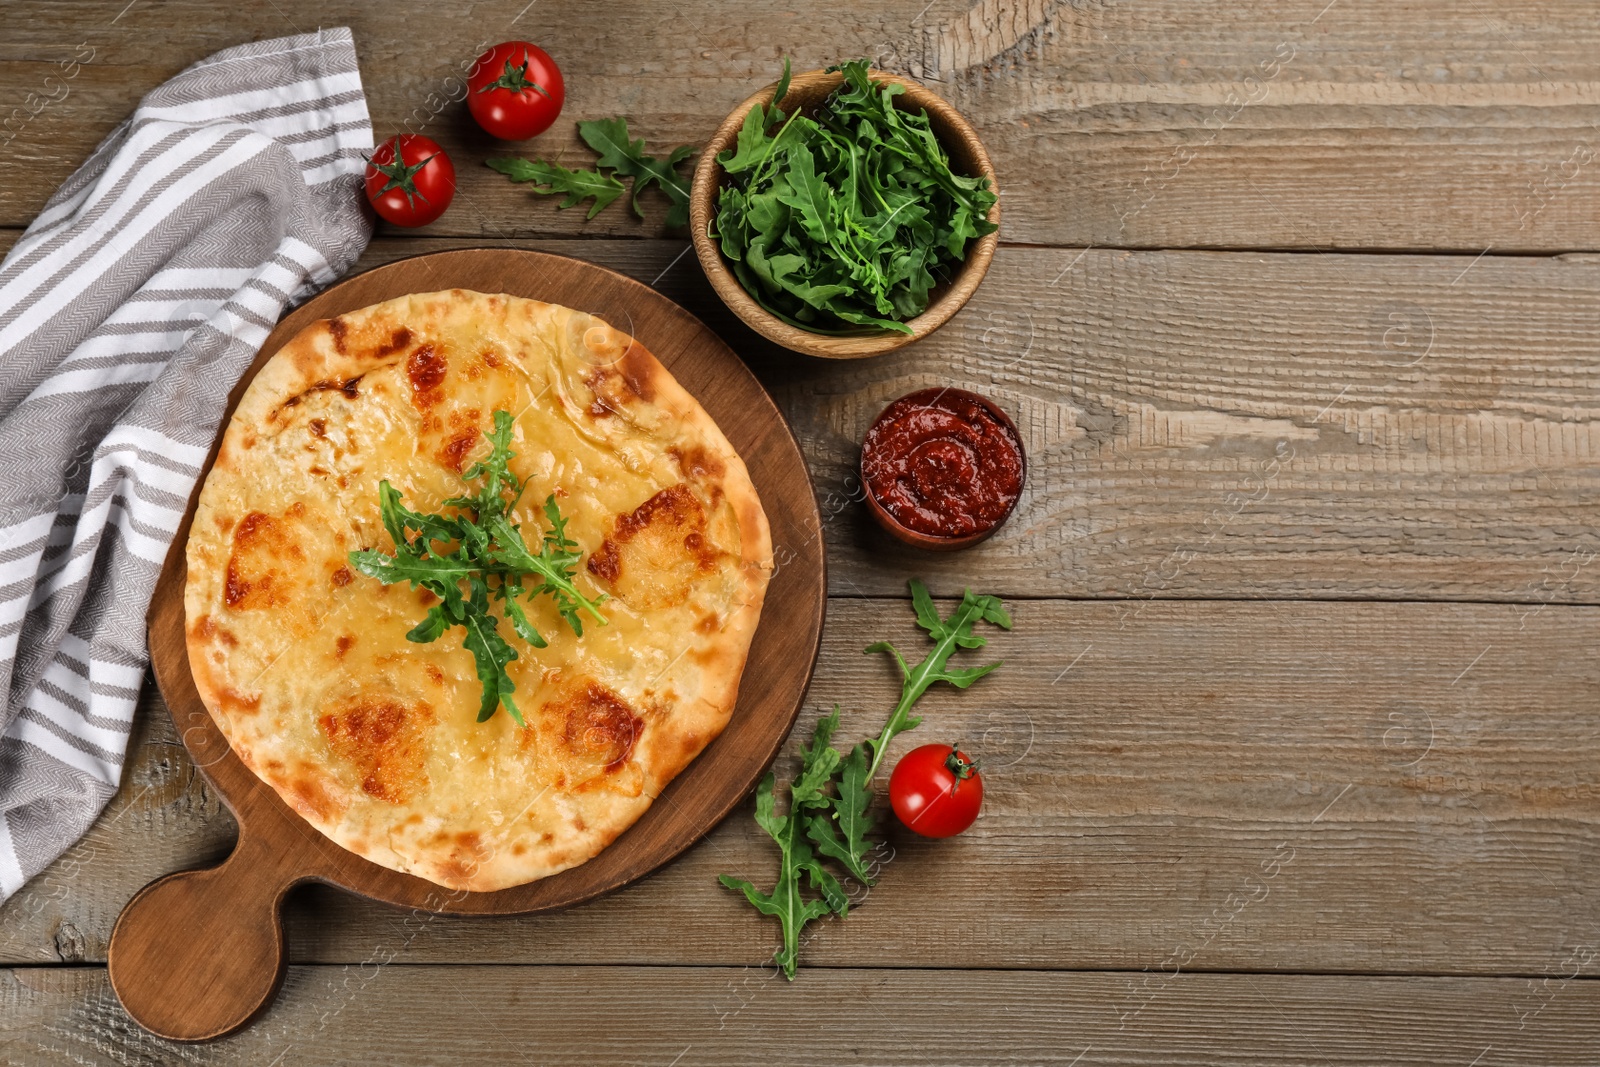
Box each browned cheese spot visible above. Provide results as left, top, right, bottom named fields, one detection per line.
left=585, top=377, right=617, bottom=420
left=586, top=485, right=723, bottom=608
left=282, top=376, right=362, bottom=413
left=407, top=344, right=447, bottom=410
left=618, top=344, right=656, bottom=401
left=335, top=634, right=355, bottom=658
left=438, top=858, right=476, bottom=886
left=582, top=340, right=656, bottom=416
left=319, top=698, right=433, bottom=805
left=669, top=444, right=725, bottom=482
left=331, top=565, right=353, bottom=587
left=528, top=680, right=644, bottom=781
left=441, top=430, right=476, bottom=471
left=219, top=687, right=262, bottom=714
left=289, top=773, right=338, bottom=820
left=224, top=510, right=305, bottom=610
left=379, top=327, right=413, bottom=357
left=435, top=408, right=485, bottom=473
left=566, top=683, right=642, bottom=772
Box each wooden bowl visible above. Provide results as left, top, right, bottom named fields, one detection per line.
left=860, top=387, right=1026, bottom=551
left=689, top=67, right=1001, bottom=360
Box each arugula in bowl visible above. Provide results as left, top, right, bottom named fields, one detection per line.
left=710, top=59, right=998, bottom=335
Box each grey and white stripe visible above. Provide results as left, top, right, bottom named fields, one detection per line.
left=0, top=29, right=373, bottom=900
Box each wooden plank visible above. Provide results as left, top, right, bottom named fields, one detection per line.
left=7, top=965, right=1600, bottom=1065
left=783, top=245, right=1600, bottom=602
left=313, top=237, right=1600, bottom=602
left=3, top=230, right=1595, bottom=599
left=6, top=599, right=1598, bottom=976
left=2, top=1, right=1599, bottom=250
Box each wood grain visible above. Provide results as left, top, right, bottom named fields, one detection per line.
left=185, top=235, right=1600, bottom=604
left=11, top=598, right=1599, bottom=977
left=778, top=245, right=1600, bottom=602
left=3, top=1, right=1599, bottom=250
left=108, top=249, right=824, bottom=1040
left=5, top=1, right=1599, bottom=1053
left=8, top=965, right=1600, bottom=1066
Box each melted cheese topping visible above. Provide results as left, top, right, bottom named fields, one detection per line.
left=186, top=291, right=768, bottom=891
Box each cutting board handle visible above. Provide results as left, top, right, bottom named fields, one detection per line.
left=108, top=824, right=302, bottom=1041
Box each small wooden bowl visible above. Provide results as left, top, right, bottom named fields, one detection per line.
left=689, top=68, right=1001, bottom=360
left=860, top=387, right=1026, bottom=551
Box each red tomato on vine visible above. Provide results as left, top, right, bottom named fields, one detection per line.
left=363, top=134, right=455, bottom=227
left=889, top=744, right=984, bottom=838
left=467, top=41, right=564, bottom=140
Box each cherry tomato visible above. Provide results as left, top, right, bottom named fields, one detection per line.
left=467, top=41, right=565, bottom=140
left=364, top=134, right=455, bottom=227
left=889, top=744, right=983, bottom=838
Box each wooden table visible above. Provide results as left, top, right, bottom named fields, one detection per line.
left=4, top=2, right=1599, bottom=1063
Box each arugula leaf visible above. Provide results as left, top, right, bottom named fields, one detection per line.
left=860, top=578, right=1011, bottom=784
left=791, top=706, right=844, bottom=805
left=578, top=118, right=695, bottom=227
left=405, top=605, right=450, bottom=644
left=721, top=580, right=1011, bottom=977
left=807, top=580, right=1010, bottom=885
left=774, top=144, right=837, bottom=245
left=485, top=157, right=625, bottom=219
left=485, top=509, right=607, bottom=632
left=346, top=544, right=474, bottom=610
left=717, top=773, right=838, bottom=979
left=717, top=56, right=794, bottom=176
left=711, top=56, right=998, bottom=334
left=717, top=707, right=852, bottom=978
left=346, top=409, right=607, bottom=725
left=448, top=409, right=524, bottom=521
left=368, top=483, right=457, bottom=563
left=489, top=119, right=696, bottom=229
left=771, top=54, right=793, bottom=115
left=719, top=106, right=776, bottom=176
left=499, top=592, right=549, bottom=650
left=461, top=606, right=521, bottom=726
left=805, top=742, right=873, bottom=884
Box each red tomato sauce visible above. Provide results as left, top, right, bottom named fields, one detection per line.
left=860, top=388, right=1024, bottom=539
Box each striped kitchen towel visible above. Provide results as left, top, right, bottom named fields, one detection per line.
left=0, top=28, right=373, bottom=901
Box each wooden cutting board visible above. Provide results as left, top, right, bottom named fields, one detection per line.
left=107, top=249, right=826, bottom=1041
